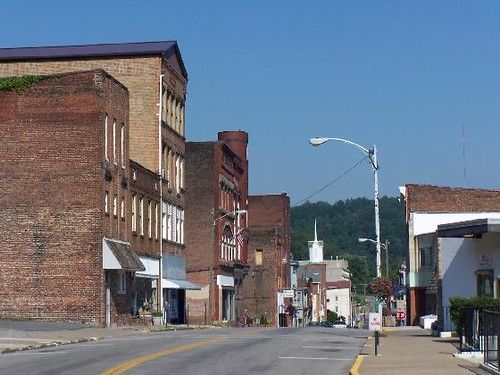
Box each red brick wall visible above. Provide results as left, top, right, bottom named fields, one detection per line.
left=239, top=194, right=292, bottom=325
left=184, top=136, right=249, bottom=323
left=0, top=70, right=130, bottom=325
left=405, top=184, right=500, bottom=217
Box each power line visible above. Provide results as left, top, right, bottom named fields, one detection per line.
left=296, top=155, right=369, bottom=205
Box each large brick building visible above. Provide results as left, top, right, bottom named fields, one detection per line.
left=401, top=184, right=500, bottom=325
left=184, top=131, right=249, bottom=324
left=0, top=70, right=144, bottom=326
left=239, top=194, right=291, bottom=326
left=0, top=41, right=195, bottom=322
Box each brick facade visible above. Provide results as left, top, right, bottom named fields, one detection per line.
left=0, top=70, right=132, bottom=325
left=184, top=131, right=249, bottom=324
left=239, top=194, right=291, bottom=326
left=0, top=42, right=191, bottom=323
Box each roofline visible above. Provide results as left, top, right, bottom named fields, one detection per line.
left=0, top=40, right=188, bottom=79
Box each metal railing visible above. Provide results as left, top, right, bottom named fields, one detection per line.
left=483, top=309, right=500, bottom=370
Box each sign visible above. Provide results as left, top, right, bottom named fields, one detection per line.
left=396, top=300, right=406, bottom=312
left=282, top=289, right=294, bottom=298
left=368, top=312, right=382, bottom=331
left=396, top=311, right=406, bottom=320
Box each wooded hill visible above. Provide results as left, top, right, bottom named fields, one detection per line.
left=291, top=197, right=406, bottom=287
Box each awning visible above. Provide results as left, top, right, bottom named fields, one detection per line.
left=135, top=256, right=160, bottom=278
left=437, top=218, right=500, bottom=238
left=162, top=278, right=201, bottom=290
left=102, top=238, right=145, bottom=271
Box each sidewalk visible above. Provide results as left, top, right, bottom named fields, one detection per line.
left=0, top=320, right=197, bottom=353
left=354, top=327, right=490, bottom=375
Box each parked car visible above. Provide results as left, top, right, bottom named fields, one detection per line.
left=320, top=321, right=334, bottom=327
left=333, top=320, right=347, bottom=328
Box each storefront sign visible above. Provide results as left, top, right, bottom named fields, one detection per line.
left=369, top=312, right=382, bottom=331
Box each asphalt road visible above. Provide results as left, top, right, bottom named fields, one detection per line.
left=0, top=326, right=368, bottom=375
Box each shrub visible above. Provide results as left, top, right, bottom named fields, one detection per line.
left=449, top=296, right=500, bottom=330
left=327, top=310, right=338, bottom=322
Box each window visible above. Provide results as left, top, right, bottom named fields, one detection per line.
left=104, top=192, right=109, bottom=214
left=117, top=271, right=126, bottom=294
left=417, top=234, right=434, bottom=268
left=255, top=249, right=263, bottom=266
left=335, top=296, right=338, bottom=302
left=148, top=201, right=152, bottom=239
left=179, top=105, right=184, bottom=136
left=113, top=195, right=118, bottom=217
left=167, top=205, right=172, bottom=241
left=120, top=124, right=125, bottom=168
left=155, top=203, right=158, bottom=240
left=477, top=271, right=494, bottom=297
left=175, top=155, right=181, bottom=193
left=104, top=115, right=109, bottom=161
left=139, top=197, right=144, bottom=236
left=131, top=195, right=137, bottom=232
left=112, top=120, right=117, bottom=164
left=121, top=196, right=125, bottom=219
left=162, top=144, right=168, bottom=180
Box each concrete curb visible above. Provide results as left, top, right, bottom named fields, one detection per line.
left=1, top=336, right=102, bottom=354
left=349, top=354, right=364, bottom=375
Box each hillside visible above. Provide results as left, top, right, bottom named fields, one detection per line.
left=291, top=196, right=406, bottom=286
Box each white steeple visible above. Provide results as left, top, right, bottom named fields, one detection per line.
left=308, top=219, right=324, bottom=262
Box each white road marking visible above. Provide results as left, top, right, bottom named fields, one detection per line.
left=279, top=356, right=352, bottom=361
left=302, top=345, right=361, bottom=349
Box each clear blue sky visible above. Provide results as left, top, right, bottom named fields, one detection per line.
left=3, top=1, right=500, bottom=205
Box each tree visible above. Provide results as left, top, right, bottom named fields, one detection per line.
left=370, top=276, right=392, bottom=303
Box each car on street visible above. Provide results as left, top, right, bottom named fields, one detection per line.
left=333, top=320, right=347, bottom=328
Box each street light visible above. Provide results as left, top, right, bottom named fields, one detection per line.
left=310, top=136, right=382, bottom=321
left=213, top=209, right=248, bottom=226
left=359, top=238, right=390, bottom=278
left=310, top=137, right=381, bottom=278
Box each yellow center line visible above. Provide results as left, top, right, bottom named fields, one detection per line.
left=101, top=327, right=274, bottom=375
left=101, top=337, right=225, bottom=375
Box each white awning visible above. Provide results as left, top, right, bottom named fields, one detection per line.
left=162, top=279, right=201, bottom=290
left=135, top=256, right=160, bottom=279
left=102, top=238, right=145, bottom=271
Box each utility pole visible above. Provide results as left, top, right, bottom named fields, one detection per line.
left=385, top=239, right=390, bottom=278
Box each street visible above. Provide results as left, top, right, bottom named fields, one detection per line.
left=0, top=326, right=368, bottom=375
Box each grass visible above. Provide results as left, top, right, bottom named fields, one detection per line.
left=0, top=75, right=50, bottom=91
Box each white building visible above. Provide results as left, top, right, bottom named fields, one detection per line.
left=437, top=218, right=500, bottom=331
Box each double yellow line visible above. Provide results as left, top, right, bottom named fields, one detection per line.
left=102, top=328, right=271, bottom=374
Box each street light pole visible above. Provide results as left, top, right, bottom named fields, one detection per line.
left=310, top=137, right=381, bottom=278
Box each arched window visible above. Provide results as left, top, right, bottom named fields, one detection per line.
left=221, top=225, right=235, bottom=261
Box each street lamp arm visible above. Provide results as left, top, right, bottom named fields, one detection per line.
left=213, top=209, right=247, bottom=226
left=310, top=137, right=377, bottom=170
left=310, top=137, right=371, bottom=155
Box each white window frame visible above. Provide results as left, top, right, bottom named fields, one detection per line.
left=132, top=195, right=137, bottom=232
left=120, top=124, right=125, bottom=169
left=104, top=192, right=109, bottom=214
left=140, top=197, right=144, bottom=236
left=104, top=115, right=109, bottom=161
left=112, top=120, right=117, bottom=164
left=117, top=271, right=126, bottom=294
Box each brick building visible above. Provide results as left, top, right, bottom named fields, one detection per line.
left=0, top=41, right=196, bottom=321
left=129, top=161, right=161, bottom=316
left=239, top=194, right=291, bottom=326
left=0, top=70, right=145, bottom=326
left=401, top=184, right=500, bottom=325
left=184, top=131, right=249, bottom=324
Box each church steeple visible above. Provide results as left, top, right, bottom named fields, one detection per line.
left=308, top=219, right=324, bottom=262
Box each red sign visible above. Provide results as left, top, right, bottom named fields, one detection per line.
left=396, top=311, right=406, bottom=320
